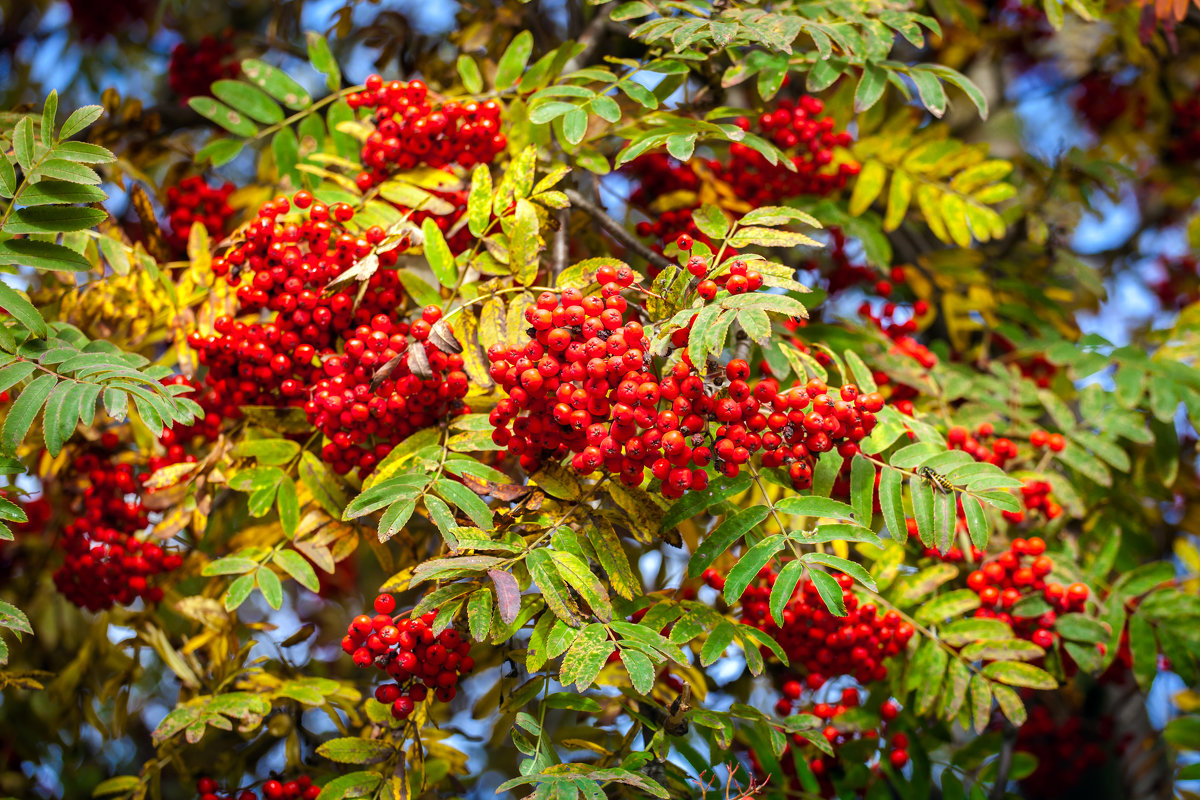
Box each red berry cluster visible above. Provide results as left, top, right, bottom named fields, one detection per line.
left=186, top=192, right=468, bottom=476
left=1009, top=704, right=1117, bottom=799
left=1006, top=478, right=1062, bottom=523
left=196, top=776, right=319, bottom=800
left=681, top=250, right=765, bottom=301
left=1072, top=72, right=1140, bottom=133
left=347, top=75, right=506, bottom=190
left=1150, top=253, right=1200, bottom=309
left=906, top=518, right=985, bottom=564
left=627, top=96, right=857, bottom=250
left=486, top=278, right=884, bottom=495
left=946, top=423, right=1019, bottom=468
left=965, top=537, right=1089, bottom=649
left=67, top=0, right=150, bottom=41
left=53, top=450, right=183, bottom=610
left=706, top=568, right=913, bottom=687
left=1169, top=98, right=1200, bottom=163
left=751, top=689, right=909, bottom=793
left=165, top=176, right=237, bottom=255
left=342, top=594, right=475, bottom=719
left=168, top=36, right=240, bottom=101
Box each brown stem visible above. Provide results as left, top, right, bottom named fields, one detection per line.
left=563, top=188, right=673, bottom=272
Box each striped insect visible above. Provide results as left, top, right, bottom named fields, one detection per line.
left=918, top=466, right=954, bottom=494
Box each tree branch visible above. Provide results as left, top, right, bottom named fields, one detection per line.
left=564, top=188, right=673, bottom=271
left=989, top=722, right=1018, bottom=800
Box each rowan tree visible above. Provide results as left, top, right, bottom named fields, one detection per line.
left=0, top=1, right=1199, bottom=799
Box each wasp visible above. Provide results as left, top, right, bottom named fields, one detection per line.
left=918, top=466, right=954, bottom=493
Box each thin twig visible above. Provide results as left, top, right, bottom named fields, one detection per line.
left=563, top=188, right=673, bottom=271
left=989, top=722, right=1018, bottom=800
left=552, top=207, right=569, bottom=278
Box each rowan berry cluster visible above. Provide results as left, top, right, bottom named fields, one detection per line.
left=165, top=176, right=237, bottom=254
left=347, top=75, right=506, bottom=190
left=196, top=775, right=319, bottom=800
left=680, top=248, right=765, bottom=301
left=907, top=518, right=985, bottom=564
left=1072, top=73, right=1138, bottom=132
left=947, top=423, right=1018, bottom=468
left=487, top=280, right=884, bottom=495
left=1007, top=478, right=1062, bottom=523
left=627, top=96, right=857, bottom=249
left=751, top=688, right=909, bottom=794
left=965, top=537, right=1089, bottom=649
left=706, top=568, right=913, bottom=687
left=168, top=36, right=240, bottom=101
left=1009, top=704, right=1116, bottom=799
left=342, top=594, right=475, bottom=719
left=53, top=451, right=183, bottom=610
left=187, top=192, right=468, bottom=476
left=1169, top=98, right=1200, bottom=163
left=1150, top=253, right=1200, bottom=309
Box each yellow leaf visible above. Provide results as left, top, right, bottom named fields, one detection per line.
left=848, top=159, right=887, bottom=216
left=916, top=184, right=950, bottom=243
left=940, top=193, right=972, bottom=248
left=883, top=170, right=914, bottom=232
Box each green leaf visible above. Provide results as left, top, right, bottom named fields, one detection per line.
left=239, top=59, right=312, bottom=109
left=468, top=588, right=494, bottom=641
left=0, top=239, right=91, bottom=272
left=801, top=553, right=877, bottom=591
left=981, top=661, right=1056, bottom=690
left=0, top=282, right=48, bottom=336
left=662, top=473, right=753, bottom=531
left=849, top=455, right=875, bottom=526
left=224, top=573, right=255, bottom=611
left=769, top=559, right=805, bottom=626
left=1, top=373, right=56, bottom=454
left=306, top=31, right=341, bottom=92
left=552, top=550, right=612, bottom=622
left=202, top=556, right=260, bottom=576
left=92, top=776, right=141, bottom=797
left=188, top=97, right=260, bottom=136
left=377, top=500, right=416, bottom=543
left=195, top=138, right=244, bottom=167
left=961, top=494, right=989, bottom=549
left=854, top=64, right=888, bottom=112
left=621, top=648, right=655, bottom=694
left=933, top=488, right=956, bottom=553
left=808, top=569, right=846, bottom=616
left=0, top=599, right=33, bottom=635
left=257, top=566, right=284, bottom=610
left=315, top=737, right=394, bottom=765
left=13, top=117, right=34, bottom=173
left=0, top=153, right=15, bottom=198
left=457, top=55, right=484, bottom=93
left=434, top=478, right=492, bottom=529
left=562, top=107, right=588, bottom=146
left=4, top=205, right=107, bottom=234
left=528, top=548, right=584, bottom=627
left=59, top=105, right=103, bottom=140
left=810, top=448, right=843, bottom=498
left=700, top=620, right=737, bottom=666
left=775, top=495, right=856, bottom=521
left=725, top=535, right=786, bottom=603
left=495, top=31, right=534, bottom=91
left=910, top=473, right=934, bottom=546
left=915, top=588, right=981, bottom=624
left=584, top=523, right=638, bottom=600
left=212, top=80, right=285, bottom=125
left=879, top=466, right=905, bottom=540
left=421, top=217, right=457, bottom=287
left=50, top=141, right=115, bottom=164
left=686, top=505, right=770, bottom=578
left=910, top=69, right=947, bottom=117
left=467, top=164, right=493, bottom=237
left=274, top=549, right=319, bottom=592
left=41, top=379, right=76, bottom=456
